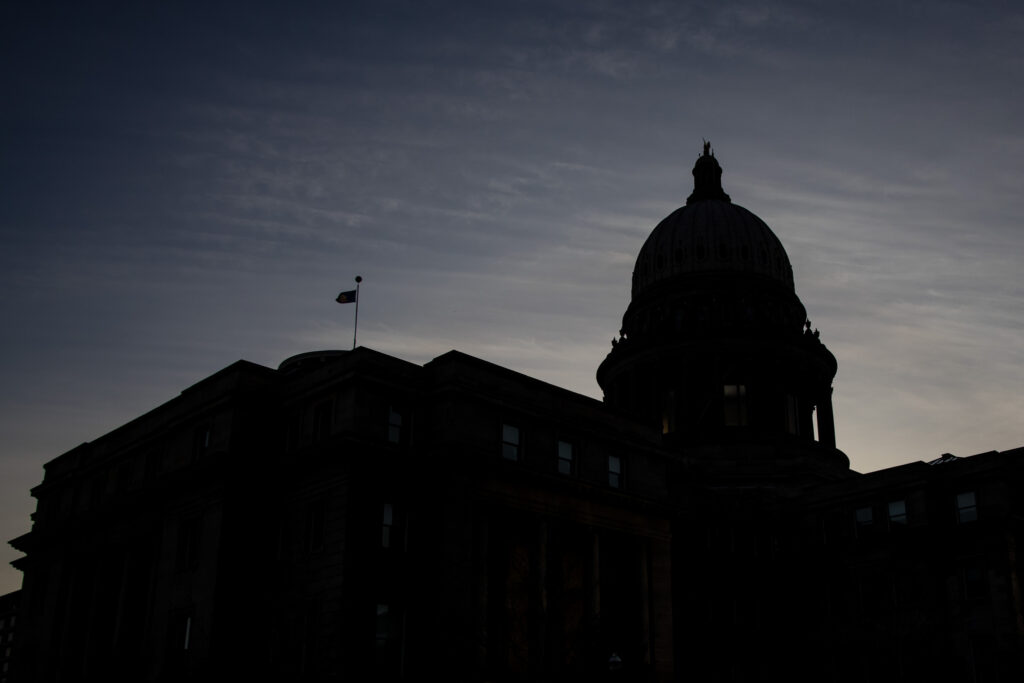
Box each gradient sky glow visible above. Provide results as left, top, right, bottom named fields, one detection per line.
left=2, top=0, right=1023, bottom=594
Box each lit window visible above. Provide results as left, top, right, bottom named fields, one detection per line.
left=855, top=506, right=873, bottom=527
left=557, top=440, right=574, bottom=475
left=888, top=500, right=908, bottom=526
left=723, top=384, right=748, bottom=426
left=382, top=503, right=393, bottom=548
left=956, top=491, right=977, bottom=523
left=502, top=424, right=520, bottom=461
left=388, top=407, right=403, bottom=444
left=608, top=455, right=622, bottom=489
left=662, top=390, right=677, bottom=435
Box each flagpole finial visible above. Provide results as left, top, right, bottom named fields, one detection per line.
left=355, top=275, right=362, bottom=283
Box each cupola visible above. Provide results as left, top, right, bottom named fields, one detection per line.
left=597, top=144, right=848, bottom=480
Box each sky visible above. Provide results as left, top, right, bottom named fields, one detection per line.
left=2, top=0, right=1023, bottom=595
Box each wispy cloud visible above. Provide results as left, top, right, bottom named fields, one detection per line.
left=2, top=0, right=1024, bottom=594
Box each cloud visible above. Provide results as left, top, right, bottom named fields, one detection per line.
left=3, top=0, right=1024, bottom=595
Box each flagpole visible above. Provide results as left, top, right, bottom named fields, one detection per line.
left=352, top=275, right=362, bottom=350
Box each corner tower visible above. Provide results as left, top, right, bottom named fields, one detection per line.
left=597, top=144, right=848, bottom=478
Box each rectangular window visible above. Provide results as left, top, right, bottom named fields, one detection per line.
left=115, top=461, right=135, bottom=492
left=557, top=440, right=574, bottom=475
left=192, top=424, right=211, bottom=458
left=963, top=561, right=988, bottom=601
left=382, top=503, right=394, bottom=549
left=306, top=502, right=325, bottom=553
left=662, top=390, right=677, bottom=435
left=888, top=500, right=908, bottom=526
left=723, top=384, right=748, bottom=426
left=375, top=602, right=403, bottom=671
left=376, top=603, right=392, bottom=647
left=855, top=506, right=873, bottom=527
left=501, top=424, right=520, bottom=461
left=182, top=615, right=192, bottom=650
left=608, top=455, right=622, bottom=489
left=957, top=491, right=978, bottom=523
left=145, top=449, right=163, bottom=479
left=167, top=609, right=194, bottom=658
left=313, top=400, right=333, bottom=442
left=175, top=518, right=201, bottom=572
left=286, top=409, right=303, bottom=449
left=388, top=407, right=403, bottom=444
left=785, top=394, right=800, bottom=435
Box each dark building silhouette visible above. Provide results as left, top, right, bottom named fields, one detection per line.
left=0, top=590, right=17, bottom=683
left=8, top=147, right=1024, bottom=682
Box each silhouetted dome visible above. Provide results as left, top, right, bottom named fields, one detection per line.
left=631, top=148, right=793, bottom=298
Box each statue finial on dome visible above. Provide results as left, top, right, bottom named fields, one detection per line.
left=688, top=141, right=729, bottom=204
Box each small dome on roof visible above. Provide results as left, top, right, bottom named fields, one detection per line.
left=632, top=146, right=793, bottom=298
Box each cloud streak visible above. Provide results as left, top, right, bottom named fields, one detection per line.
left=2, top=0, right=1023, bottom=595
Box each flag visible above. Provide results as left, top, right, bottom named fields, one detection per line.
left=336, top=289, right=357, bottom=304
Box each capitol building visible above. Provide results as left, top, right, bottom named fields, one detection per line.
left=8, top=146, right=1023, bottom=682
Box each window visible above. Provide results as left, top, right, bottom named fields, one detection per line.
left=662, top=390, right=677, bottom=435
left=855, top=506, right=873, bottom=527
left=175, top=518, right=201, bottom=572
left=387, top=407, right=403, bottom=444
left=557, top=440, right=574, bottom=475
left=888, top=500, right=908, bottom=526
left=286, top=409, right=303, bottom=449
left=192, top=424, right=211, bottom=458
left=182, top=615, right=192, bottom=650
left=723, top=384, right=748, bottom=426
left=145, top=449, right=163, bottom=479
left=375, top=603, right=403, bottom=672
left=313, top=400, right=333, bottom=442
left=167, top=609, right=194, bottom=658
left=501, top=424, right=520, bottom=461
left=306, top=501, right=325, bottom=553
left=956, top=491, right=978, bottom=523
left=382, top=503, right=394, bottom=548
left=785, top=394, right=800, bottom=435
left=376, top=603, right=392, bottom=650
left=115, top=461, right=135, bottom=492
left=608, top=455, right=622, bottom=489
left=963, top=562, right=988, bottom=601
